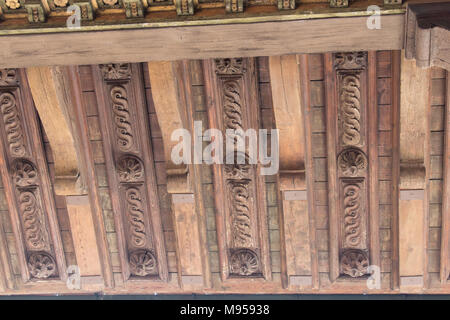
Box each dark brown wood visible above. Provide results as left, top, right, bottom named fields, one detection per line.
left=326, top=52, right=378, bottom=281
left=203, top=58, right=271, bottom=281
left=92, top=63, right=168, bottom=283
left=0, top=68, right=67, bottom=283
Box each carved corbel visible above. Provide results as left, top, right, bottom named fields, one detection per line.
left=123, top=0, right=145, bottom=18
left=25, top=66, right=87, bottom=196
left=269, top=55, right=312, bottom=287
left=405, top=3, right=450, bottom=71
left=147, top=61, right=192, bottom=194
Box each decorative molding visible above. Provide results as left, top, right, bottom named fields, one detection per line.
left=225, top=0, right=243, bottom=13
left=0, top=92, right=26, bottom=158
left=25, top=3, right=46, bottom=23
left=277, top=0, right=295, bottom=10
left=69, top=1, right=95, bottom=21
left=214, top=58, right=245, bottom=75
left=329, top=0, right=348, bottom=8
left=123, top=0, right=144, bottom=18
left=99, top=64, right=132, bottom=81
left=204, top=57, right=271, bottom=281
left=93, top=63, right=168, bottom=281
left=326, top=52, right=374, bottom=280
left=229, top=249, right=260, bottom=276
left=175, top=0, right=194, bottom=16
left=0, top=69, right=19, bottom=87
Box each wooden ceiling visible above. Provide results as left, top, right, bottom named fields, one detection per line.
left=0, top=51, right=448, bottom=295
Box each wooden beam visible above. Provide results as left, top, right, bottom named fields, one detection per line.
left=269, top=55, right=313, bottom=288
left=405, top=3, right=450, bottom=71
left=441, top=70, right=450, bottom=283
left=0, top=14, right=404, bottom=68
left=25, top=66, right=86, bottom=196
left=147, top=60, right=210, bottom=289
left=398, top=54, right=430, bottom=290
left=0, top=215, right=14, bottom=290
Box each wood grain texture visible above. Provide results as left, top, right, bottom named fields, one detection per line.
left=0, top=15, right=404, bottom=68
left=66, top=195, right=102, bottom=277
left=66, top=65, right=114, bottom=288
left=25, top=66, right=86, bottom=196
left=93, top=63, right=169, bottom=283
left=441, top=71, right=450, bottom=283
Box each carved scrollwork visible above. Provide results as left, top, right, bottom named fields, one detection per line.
left=343, top=184, right=362, bottom=248
left=334, top=52, right=367, bottom=70
left=215, top=58, right=245, bottom=75
left=18, top=189, right=48, bottom=251
left=110, top=86, right=134, bottom=152
left=0, top=91, right=26, bottom=157
left=0, top=69, right=18, bottom=86
left=129, top=250, right=157, bottom=276
left=340, top=249, right=369, bottom=277
left=100, top=64, right=131, bottom=81
left=117, top=156, right=144, bottom=183
left=230, top=249, right=260, bottom=276
left=13, top=159, right=38, bottom=187
left=339, top=74, right=362, bottom=146
left=228, top=180, right=253, bottom=248
left=28, top=252, right=56, bottom=279
left=125, top=187, right=147, bottom=248
left=338, top=149, right=367, bottom=177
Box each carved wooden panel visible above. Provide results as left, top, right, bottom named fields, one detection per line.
left=203, top=58, right=271, bottom=280
left=92, top=63, right=168, bottom=282
left=326, top=52, right=379, bottom=280
left=0, top=69, right=66, bottom=282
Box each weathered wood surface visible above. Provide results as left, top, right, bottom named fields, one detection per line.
left=0, top=15, right=404, bottom=68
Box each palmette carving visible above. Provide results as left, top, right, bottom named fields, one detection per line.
left=338, top=149, right=367, bottom=177
left=117, top=156, right=144, bottom=183
left=215, top=58, right=245, bottom=75
left=111, top=86, right=134, bottom=152
left=0, top=91, right=26, bottom=157
left=125, top=187, right=147, bottom=248
left=100, top=64, right=131, bottom=81
left=334, top=52, right=367, bottom=70
left=129, top=250, right=157, bottom=276
left=230, top=249, right=260, bottom=276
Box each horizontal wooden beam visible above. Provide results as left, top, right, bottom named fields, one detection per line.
left=0, top=14, right=404, bottom=68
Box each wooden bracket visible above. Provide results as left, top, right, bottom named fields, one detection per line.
left=26, top=66, right=87, bottom=196
left=405, top=3, right=450, bottom=71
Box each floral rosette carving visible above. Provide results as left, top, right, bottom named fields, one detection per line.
left=129, top=250, right=157, bottom=277
left=28, top=252, right=57, bottom=279
left=340, top=249, right=369, bottom=278
left=229, top=249, right=260, bottom=276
